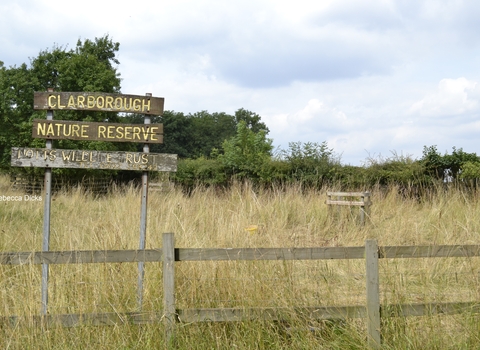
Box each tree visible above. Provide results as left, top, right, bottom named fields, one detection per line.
left=133, top=109, right=268, bottom=159
left=0, top=63, right=39, bottom=169
left=150, top=111, right=195, bottom=158
left=234, top=108, right=269, bottom=133
left=0, top=35, right=124, bottom=171
left=30, top=36, right=120, bottom=94
left=189, top=111, right=236, bottom=158
left=218, top=120, right=273, bottom=180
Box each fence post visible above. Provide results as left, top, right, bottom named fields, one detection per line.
left=137, top=93, right=152, bottom=311
left=359, top=192, right=370, bottom=225
left=163, top=232, right=176, bottom=347
left=365, top=239, right=381, bottom=348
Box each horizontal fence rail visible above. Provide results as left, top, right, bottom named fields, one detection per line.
left=0, top=249, right=163, bottom=265
left=3, top=303, right=478, bottom=327
left=3, top=245, right=480, bottom=265
left=326, top=191, right=372, bottom=206
left=2, top=236, right=480, bottom=348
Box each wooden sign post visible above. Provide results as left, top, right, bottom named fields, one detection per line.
left=12, top=91, right=175, bottom=313
left=41, top=88, right=54, bottom=315
left=138, top=97, right=151, bottom=309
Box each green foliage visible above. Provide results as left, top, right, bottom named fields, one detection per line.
left=330, top=164, right=369, bottom=190
left=459, top=161, right=480, bottom=188
left=275, top=141, right=340, bottom=188
left=31, top=36, right=121, bottom=93
left=125, top=108, right=268, bottom=160
left=421, top=145, right=480, bottom=182
left=124, top=110, right=196, bottom=158
left=190, top=110, right=237, bottom=158
left=0, top=62, right=38, bottom=169
left=234, top=108, right=269, bottom=133
left=218, top=121, right=273, bottom=180
left=363, top=152, right=426, bottom=188
left=173, top=157, right=228, bottom=192
left=0, top=35, right=125, bottom=177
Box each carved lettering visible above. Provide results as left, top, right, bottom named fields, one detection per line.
left=46, top=123, right=55, bottom=136
left=77, top=96, right=85, bottom=108
left=98, top=126, right=106, bottom=138
left=12, top=147, right=177, bottom=172
left=124, top=126, right=132, bottom=140
left=87, top=96, right=95, bottom=108
left=37, top=123, right=47, bottom=136
left=107, top=126, right=115, bottom=139
left=35, top=92, right=163, bottom=115
left=58, top=95, right=66, bottom=108
left=105, top=96, right=114, bottom=109
left=81, top=124, right=88, bottom=138
left=48, top=95, right=56, bottom=108
left=96, top=96, right=105, bottom=108
left=32, top=120, right=163, bottom=143
left=67, top=95, right=75, bottom=108
left=61, top=150, right=73, bottom=161
left=72, top=125, right=80, bottom=137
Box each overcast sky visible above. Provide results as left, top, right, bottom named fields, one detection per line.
left=2, top=0, right=480, bottom=165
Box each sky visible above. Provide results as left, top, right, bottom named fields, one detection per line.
left=2, top=0, right=480, bottom=165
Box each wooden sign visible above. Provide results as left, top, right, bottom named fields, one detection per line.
left=34, top=92, right=164, bottom=115
left=32, top=119, right=163, bottom=143
left=11, top=147, right=177, bottom=172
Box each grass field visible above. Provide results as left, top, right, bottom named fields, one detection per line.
left=1, top=175, right=480, bottom=349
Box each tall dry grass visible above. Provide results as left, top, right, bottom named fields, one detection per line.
left=1, top=176, right=480, bottom=349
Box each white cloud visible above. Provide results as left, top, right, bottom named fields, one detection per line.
left=262, top=98, right=360, bottom=159
left=409, top=78, right=480, bottom=118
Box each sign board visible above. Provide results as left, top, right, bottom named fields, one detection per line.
left=32, top=119, right=163, bottom=143
left=34, top=92, right=164, bottom=115
left=11, top=147, right=177, bottom=172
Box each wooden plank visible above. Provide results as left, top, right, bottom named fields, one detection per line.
left=0, top=247, right=365, bottom=265
left=326, top=200, right=369, bottom=206
left=0, top=249, right=163, bottom=265
left=2, top=302, right=479, bottom=328
left=0, top=247, right=368, bottom=265
left=34, top=92, right=164, bottom=115
left=177, top=247, right=366, bottom=261
left=381, top=302, right=480, bottom=317
left=178, top=306, right=366, bottom=323
left=365, top=240, right=381, bottom=348
left=380, top=245, right=480, bottom=258
left=327, top=192, right=370, bottom=197
left=0, top=307, right=366, bottom=328
left=3, top=245, right=480, bottom=266
left=2, top=312, right=165, bottom=327
left=11, top=147, right=177, bottom=172
left=32, top=119, right=163, bottom=143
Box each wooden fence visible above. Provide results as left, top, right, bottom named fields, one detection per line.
left=326, top=191, right=371, bottom=224
left=1, top=234, right=480, bottom=348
